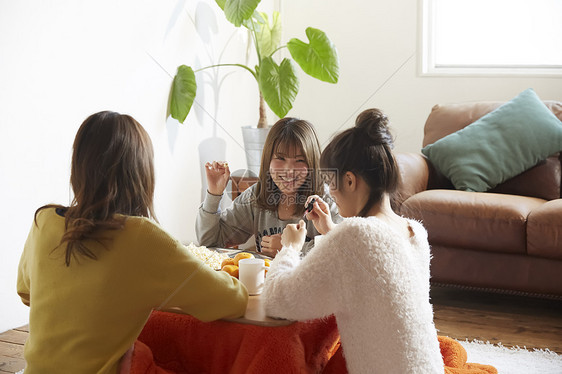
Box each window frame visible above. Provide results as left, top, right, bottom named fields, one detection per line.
left=418, top=0, right=562, bottom=77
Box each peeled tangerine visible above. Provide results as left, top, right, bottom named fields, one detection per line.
left=233, top=252, right=254, bottom=266
left=221, top=264, right=239, bottom=278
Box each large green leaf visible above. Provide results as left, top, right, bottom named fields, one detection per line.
left=223, top=0, right=260, bottom=27
left=287, top=27, right=339, bottom=84
left=259, top=57, right=299, bottom=118
left=254, top=11, right=281, bottom=58
left=170, top=65, right=197, bottom=124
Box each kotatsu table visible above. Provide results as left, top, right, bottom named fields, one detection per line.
left=119, top=293, right=497, bottom=374
left=121, top=294, right=343, bottom=374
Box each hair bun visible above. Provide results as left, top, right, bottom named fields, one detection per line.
left=354, top=108, right=394, bottom=148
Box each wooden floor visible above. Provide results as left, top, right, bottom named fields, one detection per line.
left=0, top=325, right=27, bottom=374
left=2, top=286, right=561, bottom=373
left=430, top=285, right=562, bottom=354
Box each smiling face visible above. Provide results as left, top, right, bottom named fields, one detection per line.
left=255, top=117, right=323, bottom=213
left=269, top=143, right=309, bottom=195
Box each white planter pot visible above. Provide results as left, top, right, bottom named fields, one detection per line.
left=241, top=126, right=270, bottom=176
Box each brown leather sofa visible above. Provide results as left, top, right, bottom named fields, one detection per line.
left=396, top=100, right=562, bottom=299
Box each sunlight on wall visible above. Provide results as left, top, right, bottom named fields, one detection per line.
left=0, top=0, right=269, bottom=332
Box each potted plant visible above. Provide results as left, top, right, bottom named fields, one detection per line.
left=168, top=0, right=339, bottom=173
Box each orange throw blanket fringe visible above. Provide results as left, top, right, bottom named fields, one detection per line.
left=121, top=311, right=497, bottom=374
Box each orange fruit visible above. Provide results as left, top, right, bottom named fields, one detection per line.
left=233, top=252, right=254, bottom=266
left=264, top=259, right=271, bottom=267
left=221, top=257, right=236, bottom=268
left=222, top=264, right=239, bottom=278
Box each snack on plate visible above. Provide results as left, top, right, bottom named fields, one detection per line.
left=221, top=258, right=236, bottom=268
left=221, top=264, right=239, bottom=278
left=233, top=252, right=254, bottom=266
left=185, top=243, right=228, bottom=270
left=223, top=252, right=254, bottom=279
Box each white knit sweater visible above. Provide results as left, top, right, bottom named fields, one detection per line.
left=262, top=217, right=444, bottom=374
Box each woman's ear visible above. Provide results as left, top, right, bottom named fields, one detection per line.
left=344, top=171, right=357, bottom=192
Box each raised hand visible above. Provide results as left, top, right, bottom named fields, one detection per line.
left=205, top=161, right=230, bottom=196
left=281, top=220, right=307, bottom=252
left=304, top=195, right=335, bottom=235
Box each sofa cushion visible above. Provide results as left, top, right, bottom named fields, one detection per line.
left=424, top=153, right=562, bottom=201
left=422, top=100, right=562, bottom=148
left=527, top=199, right=562, bottom=260
left=400, top=189, right=546, bottom=254
left=421, top=89, right=562, bottom=192
left=489, top=154, right=561, bottom=200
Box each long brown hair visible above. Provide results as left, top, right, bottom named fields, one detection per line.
left=254, top=117, right=323, bottom=215
left=320, top=108, right=399, bottom=217
left=36, top=111, right=156, bottom=265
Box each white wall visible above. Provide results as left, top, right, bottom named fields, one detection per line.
left=279, top=0, right=562, bottom=151
left=0, top=0, right=271, bottom=333
left=1, top=0, right=561, bottom=333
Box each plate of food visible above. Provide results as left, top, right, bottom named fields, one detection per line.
left=184, top=243, right=230, bottom=270
left=213, top=248, right=244, bottom=257
left=185, top=244, right=273, bottom=275
left=212, top=248, right=273, bottom=260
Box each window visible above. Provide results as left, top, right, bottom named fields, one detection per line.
left=420, top=0, right=562, bottom=76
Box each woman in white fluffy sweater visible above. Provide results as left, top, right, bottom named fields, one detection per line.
left=262, top=108, right=444, bottom=374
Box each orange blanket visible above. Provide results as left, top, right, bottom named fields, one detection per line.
left=439, top=336, right=497, bottom=374
left=123, top=310, right=340, bottom=374
left=122, top=311, right=496, bottom=374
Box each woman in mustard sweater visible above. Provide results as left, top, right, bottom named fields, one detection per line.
left=17, top=111, right=248, bottom=373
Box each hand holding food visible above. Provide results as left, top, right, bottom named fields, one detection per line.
left=304, top=196, right=335, bottom=235
left=281, top=220, right=307, bottom=251
left=205, top=161, right=230, bottom=196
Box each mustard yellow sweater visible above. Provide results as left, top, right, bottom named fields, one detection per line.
left=17, top=208, right=248, bottom=374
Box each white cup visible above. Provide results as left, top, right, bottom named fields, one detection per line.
left=238, top=258, right=267, bottom=295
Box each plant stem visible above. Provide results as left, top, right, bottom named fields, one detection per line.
left=270, top=45, right=287, bottom=57
left=248, top=17, right=261, bottom=62
left=195, top=64, right=257, bottom=81
left=258, top=91, right=268, bottom=128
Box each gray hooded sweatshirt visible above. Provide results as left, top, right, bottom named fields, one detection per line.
left=196, top=184, right=342, bottom=254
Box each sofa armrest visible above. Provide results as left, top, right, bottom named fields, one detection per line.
left=394, top=153, right=429, bottom=212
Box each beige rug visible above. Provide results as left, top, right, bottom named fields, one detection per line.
left=460, top=340, right=562, bottom=374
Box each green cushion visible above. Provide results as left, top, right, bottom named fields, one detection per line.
left=421, top=89, right=562, bottom=192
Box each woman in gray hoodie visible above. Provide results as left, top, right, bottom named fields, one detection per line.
left=196, top=117, right=341, bottom=257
